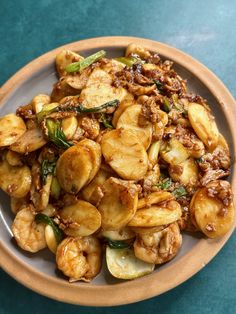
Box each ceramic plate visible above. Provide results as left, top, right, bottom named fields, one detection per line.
left=0, top=36, right=235, bottom=306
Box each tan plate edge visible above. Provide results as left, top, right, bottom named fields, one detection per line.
left=0, top=36, right=235, bottom=306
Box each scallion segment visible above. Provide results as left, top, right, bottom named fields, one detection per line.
left=156, top=177, right=172, bottom=190
left=65, top=50, right=106, bottom=73
left=106, top=238, right=131, bottom=249
left=172, top=186, right=188, bottom=198
left=115, top=56, right=140, bottom=67
left=46, top=119, right=73, bottom=149
left=40, top=159, right=56, bottom=184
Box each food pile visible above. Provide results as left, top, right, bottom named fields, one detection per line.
left=0, top=43, right=234, bottom=282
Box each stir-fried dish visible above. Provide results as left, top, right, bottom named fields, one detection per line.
left=0, top=43, right=234, bottom=282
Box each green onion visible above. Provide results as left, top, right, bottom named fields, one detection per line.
left=65, top=50, right=106, bottom=73
left=37, top=103, right=59, bottom=123
left=70, top=99, right=119, bottom=113
left=35, top=213, right=64, bottom=243
left=154, top=79, right=164, bottom=92
left=40, top=159, right=56, bottom=184
left=156, top=177, right=172, bottom=190
left=115, top=56, right=140, bottom=67
left=196, top=157, right=204, bottom=163
left=46, top=119, right=73, bottom=149
left=172, top=186, right=188, bottom=198
left=162, top=98, right=171, bottom=113
left=101, top=113, right=113, bottom=129
left=106, top=238, right=131, bottom=249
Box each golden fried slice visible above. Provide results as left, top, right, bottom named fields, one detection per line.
left=56, top=50, right=84, bottom=77
left=116, top=104, right=152, bottom=149
left=60, top=200, right=101, bottom=237
left=81, top=168, right=111, bottom=203
left=128, top=200, right=182, bottom=227
left=160, top=138, right=189, bottom=165
left=112, top=99, right=135, bottom=127
left=31, top=94, right=51, bottom=114
left=188, top=103, right=219, bottom=150
left=169, top=158, right=199, bottom=186
left=10, top=128, right=47, bottom=154
left=56, top=145, right=93, bottom=194
left=101, top=128, right=148, bottom=180
left=6, top=150, right=23, bottom=166
left=76, top=139, right=101, bottom=183
left=0, top=114, right=26, bottom=147
left=98, top=177, right=138, bottom=230
left=137, top=191, right=174, bottom=209
left=0, top=160, right=31, bottom=198
left=190, top=180, right=234, bottom=238
left=79, top=68, right=129, bottom=108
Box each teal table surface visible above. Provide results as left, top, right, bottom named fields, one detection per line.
left=0, top=0, right=236, bottom=313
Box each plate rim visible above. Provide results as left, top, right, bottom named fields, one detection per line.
left=0, top=36, right=235, bottom=306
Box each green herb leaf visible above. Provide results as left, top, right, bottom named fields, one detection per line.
left=37, top=103, right=59, bottom=123
left=41, top=159, right=56, bottom=184
left=196, top=157, right=204, bottom=163
left=156, top=177, right=172, bottom=190
left=107, top=238, right=131, bottom=249
left=101, top=113, right=113, bottom=129
left=115, top=56, right=140, bottom=67
left=35, top=213, right=64, bottom=243
left=172, top=186, right=188, bottom=198
left=162, top=98, right=171, bottom=113
left=154, top=79, right=164, bottom=92
left=65, top=50, right=106, bottom=73
left=72, top=99, right=119, bottom=113
left=46, top=119, right=73, bottom=149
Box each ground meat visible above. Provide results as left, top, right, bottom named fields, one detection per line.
left=199, top=147, right=230, bottom=171
left=113, top=63, right=153, bottom=90
left=79, top=117, right=100, bottom=140
left=183, top=93, right=210, bottom=110
left=206, top=180, right=232, bottom=206
left=174, top=125, right=199, bottom=150
left=138, top=97, right=160, bottom=124
left=178, top=207, right=198, bottom=232
left=16, top=103, right=35, bottom=119
left=146, top=53, right=161, bottom=64
left=200, top=169, right=230, bottom=186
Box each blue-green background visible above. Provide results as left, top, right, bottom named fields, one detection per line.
left=0, top=0, right=235, bottom=313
